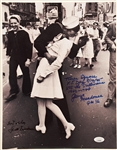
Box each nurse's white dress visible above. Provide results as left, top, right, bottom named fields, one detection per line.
left=31, top=38, right=73, bottom=100
left=82, top=27, right=94, bottom=59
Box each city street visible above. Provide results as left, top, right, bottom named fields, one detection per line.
left=2, top=50, right=116, bottom=149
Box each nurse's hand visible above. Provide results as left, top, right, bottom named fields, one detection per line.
left=44, top=52, right=56, bottom=64
left=37, top=76, right=44, bottom=83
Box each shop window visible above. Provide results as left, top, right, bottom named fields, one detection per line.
left=94, top=3, right=98, bottom=12
left=4, top=12, right=8, bottom=21
left=89, top=3, right=92, bottom=10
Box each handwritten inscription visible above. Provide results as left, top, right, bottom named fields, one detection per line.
left=7, top=120, right=25, bottom=126
left=65, top=74, right=105, bottom=105
left=71, top=93, right=103, bottom=102
left=7, top=120, right=34, bottom=133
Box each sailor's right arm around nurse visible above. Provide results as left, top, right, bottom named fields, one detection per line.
left=73, top=29, right=89, bottom=46
left=73, top=32, right=81, bottom=45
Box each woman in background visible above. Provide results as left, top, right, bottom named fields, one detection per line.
left=82, top=22, right=94, bottom=69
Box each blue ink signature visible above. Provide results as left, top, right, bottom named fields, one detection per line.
left=71, top=93, right=103, bottom=102
left=86, top=99, right=100, bottom=105
left=80, top=94, right=103, bottom=101
left=65, top=74, right=105, bottom=93
left=65, top=74, right=105, bottom=105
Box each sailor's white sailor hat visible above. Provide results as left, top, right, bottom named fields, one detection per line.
left=62, top=16, right=79, bottom=29
left=8, top=15, right=21, bottom=23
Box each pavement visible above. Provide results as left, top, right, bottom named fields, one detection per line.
left=2, top=50, right=116, bottom=149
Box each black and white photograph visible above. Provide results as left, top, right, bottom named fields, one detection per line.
left=1, top=1, right=116, bottom=149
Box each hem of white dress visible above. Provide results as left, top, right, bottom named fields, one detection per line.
left=30, top=95, right=64, bottom=100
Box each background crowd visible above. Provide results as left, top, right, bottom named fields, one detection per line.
left=2, top=16, right=115, bottom=69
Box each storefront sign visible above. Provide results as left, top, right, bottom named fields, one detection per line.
left=47, top=6, right=58, bottom=19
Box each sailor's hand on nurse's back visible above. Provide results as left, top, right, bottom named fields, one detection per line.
left=78, top=35, right=89, bottom=48
left=44, top=52, right=56, bottom=64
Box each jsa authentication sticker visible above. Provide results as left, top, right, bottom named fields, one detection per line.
left=94, top=137, right=105, bottom=143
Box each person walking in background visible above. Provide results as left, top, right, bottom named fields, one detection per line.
left=104, top=15, right=116, bottom=107
left=33, top=22, right=41, bottom=41
left=2, top=23, right=8, bottom=79
left=69, top=25, right=84, bottom=69
left=25, top=22, right=34, bottom=44
left=31, top=22, right=41, bottom=62
left=72, top=48, right=82, bottom=69
left=92, top=22, right=101, bottom=62
left=33, top=21, right=44, bottom=34
left=2, top=23, right=8, bottom=49
left=101, top=21, right=110, bottom=51
left=82, top=23, right=94, bottom=69
left=5, top=15, right=32, bottom=102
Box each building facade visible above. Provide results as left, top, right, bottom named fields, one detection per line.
left=9, top=3, right=36, bottom=25
left=72, top=2, right=86, bottom=19
left=2, top=3, right=10, bottom=25
left=72, top=2, right=98, bottom=22
left=2, top=3, right=36, bottom=26
left=98, top=2, right=116, bottom=23
left=84, top=2, right=98, bottom=20
left=72, top=2, right=116, bottom=25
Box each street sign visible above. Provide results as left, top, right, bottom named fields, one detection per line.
left=47, top=6, right=58, bottom=19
